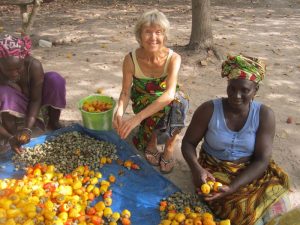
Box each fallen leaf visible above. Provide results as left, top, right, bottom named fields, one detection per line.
left=96, top=88, right=104, bottom=94
left=207, top=50, right=214, bottom=56
left=66, top=53, right=72, bottom=59
left=286, top=116, right=293, bottom=124
left=116, top=159, right=123, bottom=165
left=77, top=18, right=85, bottom=23
left=277, top=130, right=288, bottom=139
left=118, top=170, right=125, bottom=176
left=272, top=49, right=279, bottom=55
left=199, top=60, right=208, bottom=66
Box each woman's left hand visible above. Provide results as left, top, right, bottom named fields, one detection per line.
left=8, top=136, right=24, bottom=155
left=203, top=185, right=234, bottom=201
left=15, top=128, right=32, bottom=145
left=118, top=115, right=142, bottom=139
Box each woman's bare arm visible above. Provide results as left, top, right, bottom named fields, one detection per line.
left=25, top=58, right=44, bottom=129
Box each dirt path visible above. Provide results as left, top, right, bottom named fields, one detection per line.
left=1, top=0, right=300, bottom=208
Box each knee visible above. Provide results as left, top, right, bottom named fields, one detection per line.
left=44, top=72, right=66, bottom=87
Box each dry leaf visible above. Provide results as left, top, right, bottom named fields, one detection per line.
left=277, top=130, right=288, bottom=139
left=199, top=60, right=208, bottom=66
left=96, top=88, right=104, bottom=94
left=66, top=53, right=72, bottom=59
left=286, top=116, right=293, bottom=124
left=118, top=170, right=125, bottom=176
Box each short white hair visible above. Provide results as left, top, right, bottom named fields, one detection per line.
left=134, top=9, right=170, bottom=45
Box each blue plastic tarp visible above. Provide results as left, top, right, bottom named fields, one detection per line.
left=0, top=124, right=180, bottom=225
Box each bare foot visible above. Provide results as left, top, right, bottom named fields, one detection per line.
left=47, top=122, right=64, bottom=131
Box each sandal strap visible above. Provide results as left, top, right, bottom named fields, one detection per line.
left=160, top=156, right=175, bottom=174
left=160, top=156, right=174, bottom=164
left=145, top=149, right=160, bottom=157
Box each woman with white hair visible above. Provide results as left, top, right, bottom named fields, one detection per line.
left=113, top=9, right=188, bottom=173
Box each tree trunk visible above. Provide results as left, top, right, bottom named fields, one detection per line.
left=188, top=0, right=213, bottom=50
left=22, top=0, right=42, bottom=36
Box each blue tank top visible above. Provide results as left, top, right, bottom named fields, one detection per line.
left=202, top=98, right=261, bottom=161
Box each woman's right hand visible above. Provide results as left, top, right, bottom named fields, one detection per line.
left=113, top=112, right=123, bottom=134
left=193, top=167, right=215, bottom=188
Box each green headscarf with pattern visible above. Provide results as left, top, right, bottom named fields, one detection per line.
left=221, top=55, right=266, bottom=83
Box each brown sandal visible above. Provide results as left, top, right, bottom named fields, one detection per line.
left=144, top=149, right=161, bottom=166
left=160, top=156, right=175, bottom=174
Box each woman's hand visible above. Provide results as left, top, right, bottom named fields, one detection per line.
left=193, top=167, right=215, bottom=188
left=113, top=112, right=123, bottom=134
left=8, top=128, right=32, bottom=154
left=203, top=184, right=234, bottom=201
left=118, top=115, right=142, bottom=139
left=15, top=128, right=32, bottom=145
left=8, top=136, right=23, bottom=155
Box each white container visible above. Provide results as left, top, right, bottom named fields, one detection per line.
left=39, top=39, right=52, bottom=48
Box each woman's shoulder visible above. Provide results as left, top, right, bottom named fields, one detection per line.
left=168, top=49, right=180, bottom=60
left=252, top=100, right=273, bottom=114
left=259, top=103, right=274, bottom=116
left=123, top=52, right=135, bottom=75
left=26, top=55, right=42, bottom=68
left=191, top=100, right=214, bottom=123
left=134, top=47, right=144, bottom=57
left=248, top=101, right=275, bottom=125
left=259, top=103, right=275, bottom=124
left=195, top=100, right=214, bottom=115
left=124, top=52, right=132, bottom=61
left=167, top=50, right=181, bottom=70
left=123, top=50, right=136, bottom=63
left=125, top=49, right=140, bottom=62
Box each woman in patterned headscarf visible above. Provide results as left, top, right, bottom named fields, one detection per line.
left=0, top=34, right=66, bottom=154
left=182, top=55, right=290, bottom=225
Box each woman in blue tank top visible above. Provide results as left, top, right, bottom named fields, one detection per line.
left=181, top=55, right=289, bottom=225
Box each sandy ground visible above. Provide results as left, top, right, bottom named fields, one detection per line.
left=1, top=0, right=300, bottom=208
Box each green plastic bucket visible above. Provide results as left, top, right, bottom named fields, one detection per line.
left=78, top=94, right=116, bottom=131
